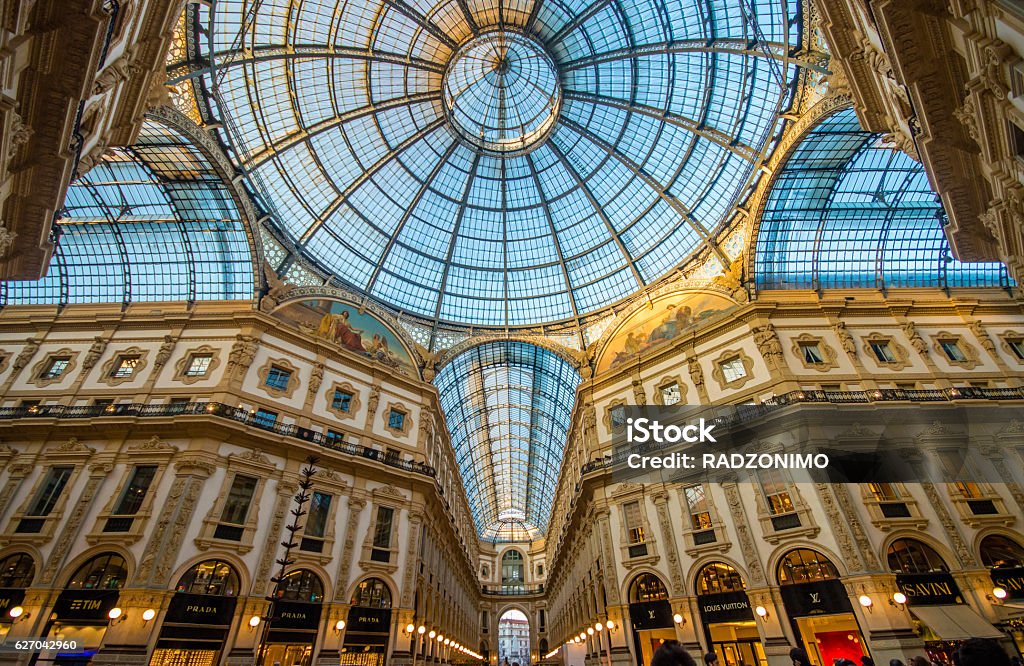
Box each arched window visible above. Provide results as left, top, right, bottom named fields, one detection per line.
left=0, top=553, right=35, bottom=588
left=65, top=553, right=127, bottom=590
left=629, top=573, right=668, bottom=602
left=175, top=560, right=240, bottom=596
left=696, top=562, right=746, bottom=595
left=502, top=550, right=525, bottom=591
left=886, top=539, right=949, bottom=574
left=276, top=569, right=324, bottom=603
left=980, top=535, right=1024, bottom=568
left=351, top=577, right=392, bottom=608
left=778, top=549, right=840, bottom=585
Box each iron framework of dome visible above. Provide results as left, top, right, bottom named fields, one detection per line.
left=173, top=0, right=810, bottom=328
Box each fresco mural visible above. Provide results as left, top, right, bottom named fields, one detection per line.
left=274, top=298, right=415, bottom=374
left=597, top=291, right=737, bottom=373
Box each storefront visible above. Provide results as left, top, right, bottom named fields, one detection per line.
left=777, top=549, right=867, bottom=666
left=259, top=569, right=325, bottom=666
left=980, top=534, right=1024, bottom=657
left=627, top=573, right=675, bottom=666
left=0, top=552, right=34, bottom=642
left=150, top=560, right=241, bottom=666
left=341, top=578, right=393, bottom=666
left=694, top=563, right=766, bottom=666
left=887, top=538, right=1002, bottom=663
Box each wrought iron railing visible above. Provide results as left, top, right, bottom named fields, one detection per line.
left=481, top=585, right=545, bottom=596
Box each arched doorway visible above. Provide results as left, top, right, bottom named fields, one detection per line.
left=777, top=549, right=865, bottom=666
left=502, top=550, right=525, bottom=593
left=40, top=552, right=127, bottom=665
left=151, top=559, right=241, bottom=665
left=343, top=578, right=393, bottom=666
left=981, top=534, right=1024, bottom=656
left=0, top=553, right=35, bottom=642
left=627, top=573, right=673, bottom=666
left=498, top=609, right=530, bottom=666
left=261, top=569, right=325, bottom=666
left=694, top=562, right=765, bottom=666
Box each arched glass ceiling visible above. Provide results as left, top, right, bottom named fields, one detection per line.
left=434, top=342, right=580, bottom=541
left=185, top=0, right=807, bottom=326
left=755, top=108, right=1010, bottom=290
left=1, top=122, right=255, bottom=307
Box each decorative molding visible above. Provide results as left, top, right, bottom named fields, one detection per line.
left=172, top=344, right=221, bottom=384
left=720, top=481, right=765, bottom=586
left=602, top=399, right=627, bottom=432
left=752, top=323, right=785, bottom=367
left=255, top=356, right=301, bottom=399
left=861, top=333, right=911, bottom=371
left=81, top=337, right=108, bottom=371
left=127, top=435, right=177, bottom=454
left=254, top=480, right=299, bottom=595
left=790, top=334, right=839, bottom=372
left=226, top=334, right=259, bottom=378
left=135, top=474, right=205, bottom=586
left=999, top=331, right=1024, bottom=365
left=37, top=472, right=107, bottom=585
left=382, top=401, right=413, bottom=437
left=709, top=348, right=756, bottom=391
left=97, top=346, right=150, bottom=386
left=930, top=332, right=981, bottom=370
left=153, top=335, right=177, bottom=370
left=50, top=438, right=95, bottom=456
left=325, top=381, right=360, bottom=421
left=27, top=349, right=79, bottom=388
left=652, top=375, right=687, bottom=406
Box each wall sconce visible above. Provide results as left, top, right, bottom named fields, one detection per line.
left=858, top=595, right=874, bottom=613
left=987, top=587, right=1008, bottom=604
left=142, top=608, right=156, bottom=624
left=334, top=620, right=346, bottom=634
left=586, top=627, right=594, bottom=636
left=108, top=607, right=126, bottom=625
left=405, top=623, right=416, bottom=635
left=8, top=606, right=30, bottom=623
left=437, top=634, right=445, bottom=643
left=889, top=592, right=907, bottom=610
left=428, top=630, right=437, bottom=639
left=248, top=615, right=262, bottom=631
left=754, top=606, right=769, bottom=621
left=593, top=622, right=602, bottom=632
left=605, top=620, right=615, bottom=632
left=672, top=613, right=686, bottom=626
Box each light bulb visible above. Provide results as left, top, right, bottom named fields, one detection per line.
left=249, top=615, right=261, bottom=627
left=108, top=607, right=123, bottom=620
left=336, top=620, right=346, bottom=631
left=407, top=623, right=416, bottom=634
left=755, top=606, right=768, bottom=617
left=586, top=627, right=594, bottom=635
left=8, top=606, right=24, bottom=619
left=892, top=592, right=907, bottom=605
left=858, top=595, right=873, bottom=608
left=594, top=623, right=602, bottom=632
left=605, top=620, right=614, bottom=630
left=142, top=608, right=156, bottom=622
left=994, top=586, right=1008, bottom=600
left=672, top=613, right=683, bottom=624
left=418, top=625, right=426, bottom=635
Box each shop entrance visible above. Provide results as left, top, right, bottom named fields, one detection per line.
left=259, top=569, right=325, bottom=666
left=150, top=559, right=240, bottom=666
left=628, top=573, right=674, bottom=666
left=341, top=578, right=393, bottom=666
left=694, top=563, right=766, bottom=666
left=0, top=553, right=34, bottom=644
left=981, top=534, right=1024, bottom=658
left=777, top=549, right=867, bottom=666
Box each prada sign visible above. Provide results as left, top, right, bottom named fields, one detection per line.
left=0, top=589, right=26, bottom=616
left=346, top=607, right=391, bottom=633
left=52, top=590, right=120, bottom=622
left=895, top=573, right=962, bottom=606
left=697, top=591, right=754, bottom=624
left=165, top=593, right=237, bottom=626
left=272, top=601, right=323, bottom=630
left=779, top=580, right=853, bottom=617
left=629, top=600, right=674, bottom=630
left=991, top=567, right=1024, bottom=601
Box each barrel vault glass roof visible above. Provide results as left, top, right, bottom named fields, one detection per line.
left=434, top=342, right=580, bottom=540
left=755, top=107, right=1010, bottom=290
left=184, top=0, right=807, bottom=327
left=2, top=122, right=255, bottom=307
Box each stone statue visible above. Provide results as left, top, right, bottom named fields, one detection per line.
left=259, top=261, right=294, bottom=313
left=967, top=321, right=997, bottom=355
left=752, top=324, right=784, bottom=364
left=631, top=379, right=646, bottom=406
left=227, top=335, right=258, bottom=375
left=687, top=357, right=704, bottom=390
left=82, top=337, right=107, bottom=370
left=12, top=338, right=41, bottom=372
left=903, top=322, right=928, bottom=355
left=308, top=363, right=324, bottom=397
left=834, top=321, right=856, bottom=357
left=154, top=335, right=175, bottom=369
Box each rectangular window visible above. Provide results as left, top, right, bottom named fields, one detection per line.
left=264, top=365, right=292, bottom=391
left=253, top=408, right=278, bottom=428
left=1008, top=339, right=1024, bottom=360
left=111, top=355, right=140, bottom=379
left=387, top=409, right=405, bottom=430
left=332, top=390, right=353, bottom=412
left=609, top=405, right=626, bottom=430
left=760, top=469, right=795, bottom=516
left=868, top=483, right=900, bottom=502
left=719, top=357, right=747, bottom=382
left=326, top=429, right=344, bottom=445
left=799, top=342, right=824, bottom=364
left=27, top=467, right=73, bottom=516
left=684, top=484, right=712, bottom=530
left=870, top=341, right=896, bottom=363
left=40, top=356, right=70, bottom=380
left=184, top=354, right=213, bottom=377
left=659, top=383, right=681, bottom=405
left=301, top=492, right=332, bottom=553
left=372, top=506, right=394, bottom=548
left=111, top=465, right=157, bottom=516
left=939, top=340, right=967, bottom=362
left=623, top=500, right=644, bottom=544
left=219, top=474, right=258, bottom=525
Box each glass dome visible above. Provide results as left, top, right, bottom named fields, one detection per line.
left=188, top=0, right=805, bottom=326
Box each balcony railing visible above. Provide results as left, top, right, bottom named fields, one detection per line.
left=1, top=401, right=436, bottom=478
left=482, top=584, right=545, bottom=596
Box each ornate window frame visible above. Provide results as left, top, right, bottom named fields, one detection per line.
left=85, top=437, right=177, bottom=546
left=749, top=445, right=820, bottom=544
left=28, top=350, right=79, bottom=388
left=931, top=333, right=980, bottom=370
left=359, top=485, right=407, bottom=573
left=653, top=375, right=687, bottom=406
left=861, top=333, right=911, bottom=371
left=256, top=357, right=300, bottom=399
left=173, top=345, right=222, bottom=385
left=98, top=347, right=150, bottom=387
left=790, top=334, right=839, bottom=372
left=195, top=450, right=277, bottom=554
left=710, top=349, right=756, bottom=391
left=383, top=402, right=412, bottom=437
left=676, top=482, right=731, bottom=557
left=859, top=482, right=928, bottom=532
left=999, top=331, right=1024, bottom=364
left=296, top=468, right=348, bottom=566
left=0, top=352, right=10, bottom=376
left=326, top=382, right=360, bottom=421
left=611, top=484, right=659, bottom=568
left=603, top=399, right=628, bottom=432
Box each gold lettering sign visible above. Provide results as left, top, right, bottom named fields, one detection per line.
left=69, top=599, right=102, bottom=611
left=998, top=576, right=1024, bottom=591
left=899, top=581, right=952, bottom=597
left=185, top=605, right=218, bottom=614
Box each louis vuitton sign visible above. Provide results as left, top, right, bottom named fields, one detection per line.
left=778, top=580, right=853, bottom=617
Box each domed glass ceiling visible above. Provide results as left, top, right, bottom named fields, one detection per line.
left=188, top=0, right=805, bottom=326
